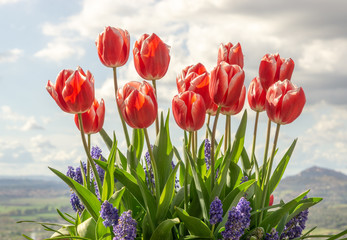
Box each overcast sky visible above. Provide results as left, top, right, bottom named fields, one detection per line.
left=0, top=0, right=346, bottom=177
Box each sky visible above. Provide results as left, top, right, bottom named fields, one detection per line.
left=0, top=0, right=346, bottom=178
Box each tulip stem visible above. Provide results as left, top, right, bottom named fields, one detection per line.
left=192, top=131, right=196, bottom=161
left=184, top=132, right=192, bottom=211
left=224, top=115, right=231, bottom=153
left=262, top=118, right=271, bottom=186
left=211, top=106, right=221, bottom=191
left=152, top=80, right=159, bottom=135
left=77, top=113, right=102, bottom=197
left=259, top=123, right=280, bottom=223
left=251, top=111, right=260, bottom=181
left=205, top=113, right=211, bottom=139
left=113, top=67, right=130, bottom=147
left=144, top=128, right=160, bottom=198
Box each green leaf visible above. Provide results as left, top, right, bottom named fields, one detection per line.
left=101, top=139, right=117, bottom=202
left=116, top=149, right=127, bottom=171
left=260, top=190, right=310, bottom=231
left=49, top=167, right=101, bottom=221
left=77, top=217, right=96, bottom=239
left=175, top=207, right=211, bottom=237
left=56, top=209, right=75, bottom=225
left=99, top=128, right=113, bottom=151
left=170, top=185, right=186, bottom=212
left=113, top=168, right=145, bottom=208
left=211, top=149, right=232, bottom=200
left=132, top=128, right=144, bottom=160
left=241, top=147, right=252, bottom=176
left=186, top=150, right=210, bottom=221
left=94, top=159, right=108, bottom=171
left=96, top=217, right=112, bottom=240
left=150, top=218, right=180, bottom=240
left=268, top=139, right=297, bottom=193
left=108, top=187, right=126, bottom=209
left=156, top=162, right=180, bottom=222
left=327, top=228, right=347, bottom=240
left=153, top=111, right=174, bottom=193
left=287, top=197, right=322, bottom=222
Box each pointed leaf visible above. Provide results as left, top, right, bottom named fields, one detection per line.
left=175, top=207, right=211, bottom=237
left=99, top=128, right=113, bottom=151
left=150, top=218, right=180, bottom=240
left=132, top=128, right=144, bottom=160
left=49, top=167, right=101, bottom=221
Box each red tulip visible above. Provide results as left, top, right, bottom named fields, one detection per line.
left=96, top=26, right=130, bottom=68
left=209, top=62, right=245, bottom=108
left=172, top=91, right=206, bottom=132
left=221, top=85, right=246, bottom=115
left=259, top=53, right=295, bottom=90
left=247, top=77, right=266, bottom=112
left=133, top=33, right=170, bottom=80
left=265, top=80, right=306, bottom=125
left=117, top=81, right=157, bottom=129
left=217, top=42, right=244, bottom=69
left=176, top=63, right=213, bottom=113
left=46, top=67, right=95, bottom=114
left=74, top=99, right=105, bottom=134
left=269, top=194, right=274, bottom=206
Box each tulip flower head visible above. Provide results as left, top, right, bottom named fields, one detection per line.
left=217, top=42, right=244, bottom=69
left=117, top=81, right=158, bottom=129
left=209, top=62, right=245, bottom=108
left=96, top=26, right=130, bottom=68
left=247, top=77, right=266, bottom=112
left=74, top=99, right=105, bottom=134
left=46, top=67, right=95, bottom=114
left=221, top=85, right=246, bottom=116
left=265, top=80, right=306, bottom=125
left=176, top=63, right=214, bottom=114
left=259, top=53, right=295, bottom=91
left=133, top=33, right=170, bottom=80
left=172, top=91, right=206, bottom=132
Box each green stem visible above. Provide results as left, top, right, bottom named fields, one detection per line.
left=224, top=115, right=228, bottom=153
left=259, top=123, right=281, bottom=223
left=184, top=133, right=191, bottom=211
left=211, top=106, right=221, bottom=191
left=113, top=67, right=130, bottom=147
left=191, top=131, right=196, bottom=161
left=143, top=128, right=160, bottom=198
left=261, top=118, right=271, bottom=185
left=151, top=80, right=159, bottom=136
left=77, top=113, right=102, bottom=197
left=205, top=113, right=211, bottom=139
left=251, top=111, right=260, bottom=181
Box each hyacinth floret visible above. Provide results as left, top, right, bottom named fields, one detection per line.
left=171, top=161, right=180, bottom=190
left=144, top=145, right=155, bottom=189
left=240, top=175, right=248, bottom=184
left=204, top=138, right=211, bottom=170
left=113, top=210, right=137, bottom=240
left=221, top=197, right=251, bottom=240
left=91, top=145, right=106, bottom=183
left=100, top=200, right=119, bottom=228
left=265, top=228, right=279, bottom=240
left=280, top=196, right=309, bottom=239
left=70, top=192, right=84, bottom=213
left=209, top=196, right=223, bottom=225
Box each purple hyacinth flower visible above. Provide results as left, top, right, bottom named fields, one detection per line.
left=209, top=196, right=223, bottom=225
left=204, top=139, right=211, bottom=170
left=221, top=197, right=251, bottom=240
left=265, top=228, right=279, bottom=240
left=100, top=200, right=119, bottom=228
left=70, top=192, right=84, bottom=213
left=113, top=210, right=137, bottom=240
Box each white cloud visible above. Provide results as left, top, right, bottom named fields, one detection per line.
left=298, top=38, right=347, bottom=75
left=0, top=0, right=20, bottom=5
left=0, top=48, right=22, bottom=63
left=0, top=105, right=45, bottom=131
left=34, top=38, right=85, bottom=62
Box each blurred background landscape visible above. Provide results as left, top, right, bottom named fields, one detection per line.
left=1, top=165, right=346, bottom=239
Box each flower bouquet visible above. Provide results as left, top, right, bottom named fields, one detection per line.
left=19, top=26, right=347, bottom=240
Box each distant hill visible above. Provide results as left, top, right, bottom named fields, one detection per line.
left=274, top=166, right=347, bottom=233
